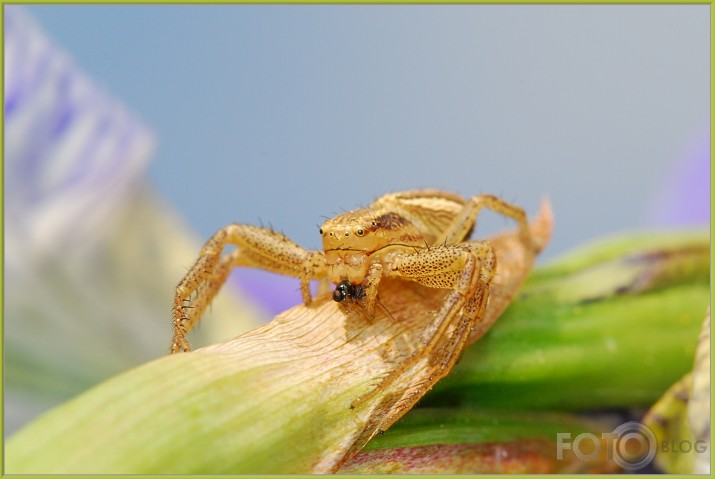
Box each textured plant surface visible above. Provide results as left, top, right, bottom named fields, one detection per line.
left=7, top=222, right=708, bottom=474
left=8, top=204, right=552, bottom=473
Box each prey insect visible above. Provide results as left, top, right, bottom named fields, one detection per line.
left=332, top=280, right=366, bottom=303
left=171, top=190, right=534, bottom=405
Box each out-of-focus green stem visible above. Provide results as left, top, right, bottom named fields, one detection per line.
left=362, top=407, right=606, bottom=451
left=424, top=230, right=709, bottom=410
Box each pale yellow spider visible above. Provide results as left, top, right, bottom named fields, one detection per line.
left=171, top=190, right=532, bottom=356
left=171, top=190, right=534, bottom=399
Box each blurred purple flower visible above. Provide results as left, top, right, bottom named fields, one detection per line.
left=4, top=7, right=307, bottom=320
left=5, top=6, right=155, bottom=273
left=229, top=269, right=307, bottom=317
left=5, top=6, right=161, bottom=433
left=649, top=130, right=710, bottom=227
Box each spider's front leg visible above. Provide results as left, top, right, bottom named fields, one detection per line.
left=171, top=224, right=327, bottom=353
left=350, top=241, right=496, bottom=409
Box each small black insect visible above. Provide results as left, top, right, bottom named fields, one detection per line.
left=332, top=280, right=366, bottom=303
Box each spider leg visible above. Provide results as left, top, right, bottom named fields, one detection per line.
left=171, top=224, right=326, bottom=353
left=171, top=249, right=236, bottom=353
left=350, top=241, right=495, bottom=409
left=380, top=284, right=489, bottom=429
left=361, top=262, right=383, bottom=318
left=438, top=194, right=533, bottom=249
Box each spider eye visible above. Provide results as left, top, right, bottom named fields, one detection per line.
left=319, top=228, right=323, bottom=235
left=356, top=229, right=364, bottom=236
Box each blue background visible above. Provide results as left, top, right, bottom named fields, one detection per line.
left=25, top=4, right=710, bottom=258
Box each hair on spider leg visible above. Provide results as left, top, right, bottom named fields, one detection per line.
left=184, top=289, right=199, bottom=304
left=482, top=281, right=514, bottom=304
left=411, top=240, right=430, bottom=254
left=375, top=295, right=396, bottom=321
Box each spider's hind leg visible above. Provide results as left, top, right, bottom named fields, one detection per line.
left=439, top=194, right=532, bottom=249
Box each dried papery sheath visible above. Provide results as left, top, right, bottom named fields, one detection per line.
left=688, top=311, right=711, bottom=474
left=6, top=204, right=552, bottom=474
left=4, top=6, right=154, bottom=264
left=643, top=308, right=710, bottom=474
